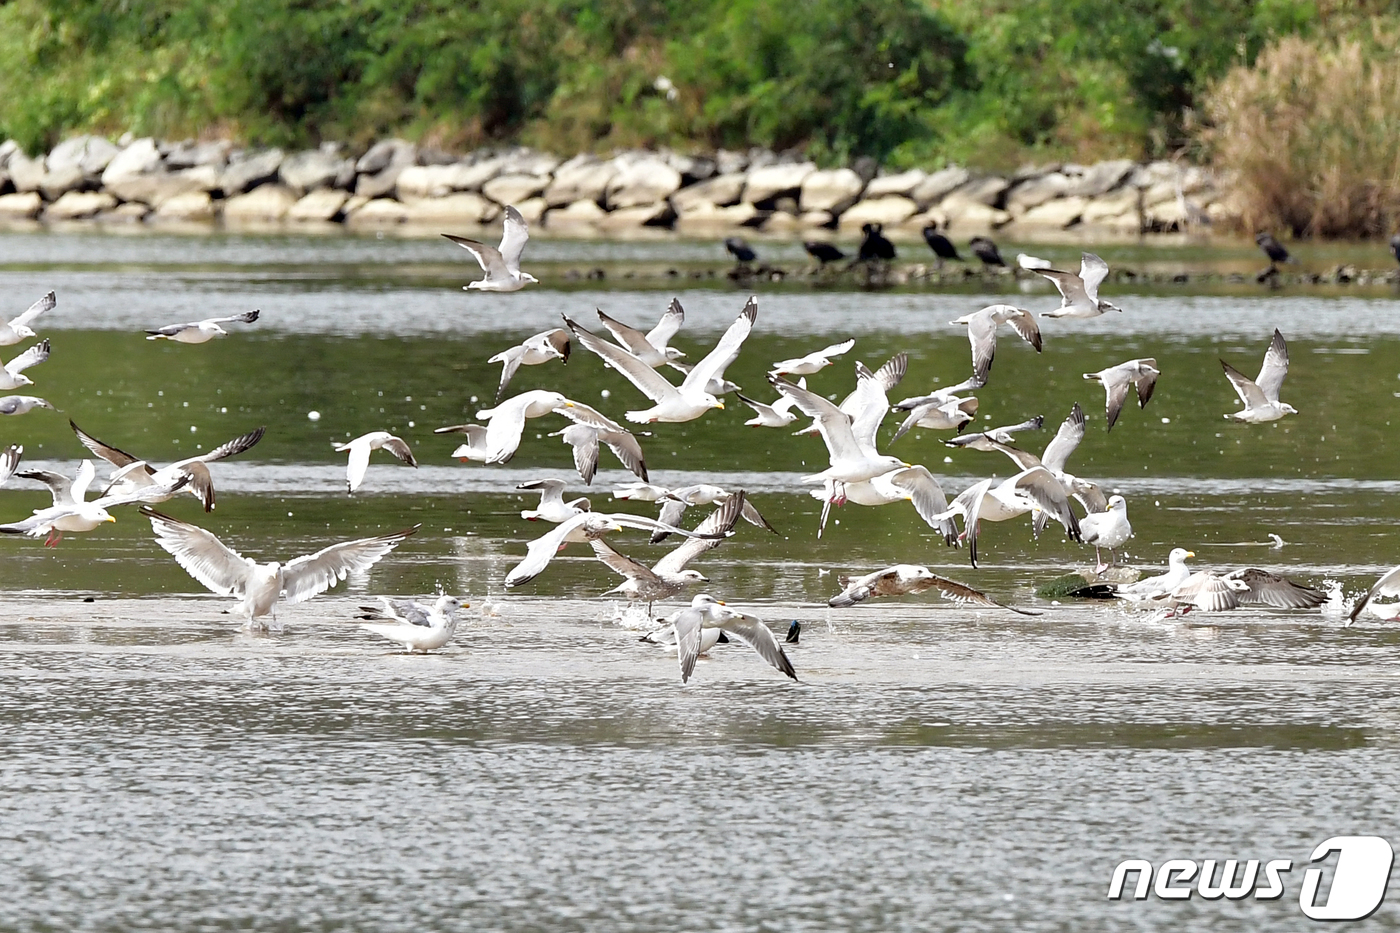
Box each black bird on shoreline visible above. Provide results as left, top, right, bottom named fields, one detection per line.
left=969, top=235, right=1005, bottom=267
left=724, top=237, right=757, bottom=265
left=858, top=223, right=896, bottom=262
left=1389, top=233, right=1400, bottom=265
left=1255, top=231, right=1292, bottom=265
left=804, top=241, right=846, bottom=266
left=921, top=224, right=961, bottom=267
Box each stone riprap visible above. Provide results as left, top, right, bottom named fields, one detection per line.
left=0, top=134, right=1234, bottom=236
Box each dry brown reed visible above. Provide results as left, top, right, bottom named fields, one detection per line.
left=1203, top=28, right=1400, bottom=239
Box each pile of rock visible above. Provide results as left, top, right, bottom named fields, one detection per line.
left=0, top=134, right=1234, bottom=237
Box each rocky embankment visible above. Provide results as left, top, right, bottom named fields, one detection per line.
left=0, top=134, right=1232, bottom=237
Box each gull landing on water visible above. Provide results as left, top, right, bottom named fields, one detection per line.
left=1222, top=329, right=1296, bottom=423
left=442, top=205, right=537, bottom=292
left=667, top=594, right=797, bottom=684
left=142, top=508, right=417, bottom=631
left=146, top=310, right=260, bottom=343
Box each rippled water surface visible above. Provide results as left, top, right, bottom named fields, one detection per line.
left=2, top=229, right=1400, bottom=931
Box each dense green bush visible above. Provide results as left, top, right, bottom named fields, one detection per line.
left=0, top=0, right=1355, bottom=168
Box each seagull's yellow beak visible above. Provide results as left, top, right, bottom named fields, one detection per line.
left=1186, top=551, right=1196, bottom=558
left=463, top=603, right=471, bottom=609
left=715, top=400, right=725, bottom=409
left=565, top=401, right=575, bottom=407
left=717, top=600, right=727, bottom=606
left=104, top=515, right=117, bottom=523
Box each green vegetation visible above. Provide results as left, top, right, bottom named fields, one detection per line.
left=0, top=0, right=1385, bottom=173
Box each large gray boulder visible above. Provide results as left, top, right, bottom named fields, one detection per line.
left=1005, top=173, right=1070, bottom=215
left=288, top=189, right=352, bottom=222
left=864, top=169, right=927, bottom=199
left=799, top=168, right=865, bottom=214
left=606, top=157, right=682, bottom=209
left=671, top=173, right=746, bottom=213
left=742, top=162, right=816, bottom=204
left=355, top=140, right=415, bottom=198
left=221, top=149, right=284, bottom=195
left=949, top=176, right=1010, bottom=208
left=279, top=149, right=353, bottom=194
left=1067, top=159, right=1136, bottom=198
left=164, top=140, right=232, bottom=170
left=222, top=184, right=297, bottom=222
left=0, top=192, right=43, bottom=217
left=544, top=155, right=616, bottom=207
left=39, top=165, right=86, bottom=200
left=47, top=135, right=120, bottom=182
left=101, top=138, right=163, bottom=187
left=45, top=190, right=117, bottom=219
left=909, top=166, right=970, bottom=209
left=483, top=173, right=550, bottom=206
left=8, top=152, right=47, bottom=194
left=106, top=166, right=218, bottom=207
left=837, top=196, right=918, bottom=229
left=496, top=148, right=560, bottom=177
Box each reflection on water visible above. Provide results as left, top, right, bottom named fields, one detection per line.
left=2, top=231, right=1400, bottom=931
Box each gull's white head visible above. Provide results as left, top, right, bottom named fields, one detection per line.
left=520, top=272, right=539, bottom=285
left=705, top=393, right=725, bottom=411
left=1107, top=495, right=1128, bottom=512
left=435, top=595, right=469, bottom=612
left=691, top=594, right=726, bottom=608
left=1167, top=547, right=1195, bottom=565
left=1280, top=403, right=1299, bottom=415
left=677, top=570, right=708, bottom=585
left=664, top=348, right=686, bottom=362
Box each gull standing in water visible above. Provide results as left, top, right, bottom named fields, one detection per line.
left=141, top=508, right=417, bottom=631
left=146, top=310, right=260, bottom=343
left=357, top=595, right=469, bottom=653
left=1036, top=253, right=1122, bottom=318
left=828, top=564, right=1039, bottom=613
left=333, top=431, right=417, bottom=494
left=0, top=339, right=50, bottom=390
left=0, top=291, right=54, bottom=346
left=668, top=594, right=797, bottom=684
left=1079, top=495, right=1132, bottom=571
left=1083, top=359, right=1159, bottom=431
left=71, top=420, right=265, bottom=511
left=487, top=328, right=570, bottom=401
left=949, top=304, right=1041, bottom=382
left=1114, top=548, right=1195, bottom=601
left=1222, top=329, right=1296, bottom=423
left=564, top=297, right=755, bottom=424
left=442, top=205, right=538, bottom=292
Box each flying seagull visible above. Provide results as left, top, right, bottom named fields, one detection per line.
left=442, top=205, right=538, bottom=291
left=950, top=304, right=1041, bottom=383
left=596, top=299, right=686, bottom=369
left=516, top=478, right=590, bottom=523
left=142, top=507, right=417, bottom=631
left=1036, top=253, right=1122, bottom=318
left=548, top=401, right=649, bottom=484
left=71, top=420, right=265, bottom=511
left=0, top=339, right=50, bottom=390
left=771, top=338, right=856, bottom=376
left=487, top=328, right=570, bottom=401
left=1222, top=329, right=1295, bottom=423
left=333, top=431, right=417, bottom=494
left=503, top=511, right=728, bottom=588
left=2, top=461, right=189, bottom=546
left=0, top=291, right=54, bottom=346
left=667, top=594, right=797, bottom=684
left=1083, top=358, right=1159, bottom=431
left=146, top=310, right=260, bottom=343
left=0, top=395, right=56, bottom=415
left=436, top=389, right=575, bottom=464
left=828, top=564, right=1039, bottom=614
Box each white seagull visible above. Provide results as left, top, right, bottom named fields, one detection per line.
left=649, top=485, right=775, bottom=543
left=735, top=378, right=806, bottom=427
left=1114, top=548, right=1195, bottom=601
left=146, top=310, right=259, bottom=343
left=142, top=507, right=417, bottom=631
left=487, top=328, right=570, bottom=401
left=590, top=495, right=745, bottom=613
left=333, top=431, right=417, bottom=494
left=548, top=401, right=649, bottom=484
left=891, top=376, right=983, bottom=441
left=667, top=594, right=797, bottom=684
left=0, top=339, right=50, bottom=390
left=3, top=461, right=188, bottom=546
left=504, top=511, right=727, bottom=588
left=1079, top=494, right=1132, bottom=572
left=517, top=478, right=590, bottom=522
left=596, top=299, right=687, bottom=369
left=828, top=564, right=1039, bottom=613
left=938, top=465, right=1082, bottom=568
left=1222, top=329, right=1296, bottom=423
left=770, top=338, right=856, bottom=376
left=949, top=304, right=1041, bottom=382
left=1035, top=252, right=1122, bottom=318
left=0, top=444, right=19, bottom=487
left=0, top=291, right=54, bottom=346
left=1083, top=358, right=1159, bottom=431
left=564, top=297, right=755, bottom=423
left=442, top=205, right=538, bottom=291
left=436, top=389, right=574, bottom=464
left=358, top=595, right=469, bottom=653
left=72, top=420, right=266, bottom=511
left=0, top=395, right=56, bottom=415
left=1349, top=565, right=1400, bottom=624
left=809, top=464, right=957, bottom=542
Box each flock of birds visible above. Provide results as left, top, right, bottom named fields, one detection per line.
left=3, top=204, right=1399, bottom=684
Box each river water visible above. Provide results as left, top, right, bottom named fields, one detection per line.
left=2, top=229, right=1399, bottom=930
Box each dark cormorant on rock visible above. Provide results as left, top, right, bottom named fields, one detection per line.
left=921, top=224, right=961, bottom=264
left=858, top=223, right=896, bottom=262
left=724, top=237, right=757, bottom=264
left=1255, top=232, right=1292, bottom=265
left=969, top=235, right=1005, bottom=267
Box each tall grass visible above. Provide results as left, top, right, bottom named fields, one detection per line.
left=1203, top=28, right=1400, bottom=238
